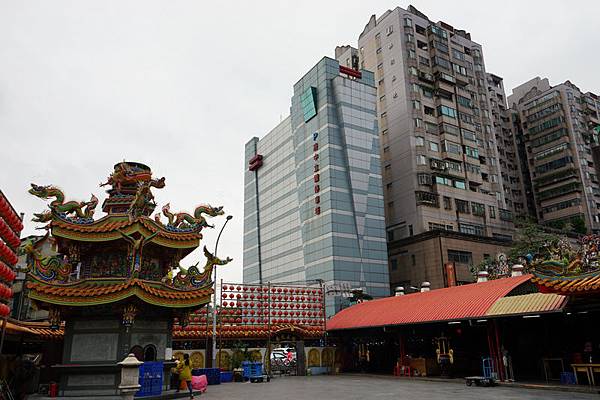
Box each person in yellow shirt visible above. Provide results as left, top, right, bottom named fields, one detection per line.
left=176, top=353, right=194, bottom=399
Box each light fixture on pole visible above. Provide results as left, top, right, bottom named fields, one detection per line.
left=211, top=215, right=232, bottom=368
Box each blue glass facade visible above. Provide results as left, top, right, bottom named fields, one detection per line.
left=244, top=57, right=389, bottom=315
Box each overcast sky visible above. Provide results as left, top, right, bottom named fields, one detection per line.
left=1, top=1, right=598, bottom=284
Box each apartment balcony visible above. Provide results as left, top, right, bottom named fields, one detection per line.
left=415, top=191, right=440, bottom=208
left=418, top=71, right=435, bottom=84
left=435, top=71, right=456, bottom=86
left=441, top=150, right=463, bottom=163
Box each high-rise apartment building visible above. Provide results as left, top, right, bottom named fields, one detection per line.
left=486, top=73, right=529, bottom=219
left=243, top=57, right=390, bottom=314
left=508, top=77, right=600, bottom=232
left=346, top=5, right=516, bottom=289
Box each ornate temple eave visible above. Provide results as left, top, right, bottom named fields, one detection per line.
left=532, top=272, right=600, bottom=295
left=26, top=276, right=213, bottom=308
left=173, top=324, right=325, bottom=340
left=50, top=215, right=201, bottom=249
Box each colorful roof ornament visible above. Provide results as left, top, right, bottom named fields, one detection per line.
left=25, top=161, right=231, bottom=328
left=531, top=234, right=600, bottom=295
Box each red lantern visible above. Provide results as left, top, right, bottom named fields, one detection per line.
left=243, top=286, right=248, bottom=291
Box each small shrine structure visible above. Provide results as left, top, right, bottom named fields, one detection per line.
left=24, top=161, right=230, bottom=396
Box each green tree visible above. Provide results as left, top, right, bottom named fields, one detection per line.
left=508, top=218, right=561, bottom=260
left=571, top=216, right=587, bottom=235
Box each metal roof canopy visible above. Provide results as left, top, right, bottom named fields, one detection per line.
left=326, top=275, right=564, bottom=331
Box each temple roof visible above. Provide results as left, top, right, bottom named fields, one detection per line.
left=26, top=276, right=212, bottom=308
left=51, top=214, right=201, bottom=249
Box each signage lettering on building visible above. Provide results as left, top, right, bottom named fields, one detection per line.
left=313, top=132, right=320, bottom=215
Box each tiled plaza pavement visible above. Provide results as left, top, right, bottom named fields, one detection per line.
left=202, top=375, right=599, bottom=400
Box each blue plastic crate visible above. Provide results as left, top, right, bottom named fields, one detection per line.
left=220, top=371, right=233, bottom=383
left=560, top=372, right=576, bottom=385
left=136, top=362, right=163, bottom=397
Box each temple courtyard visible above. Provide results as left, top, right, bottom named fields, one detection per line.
left=202, top=375, right=598, bottom=400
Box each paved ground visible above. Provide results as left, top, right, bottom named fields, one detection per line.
left=202, top=375, right=600, bottom=400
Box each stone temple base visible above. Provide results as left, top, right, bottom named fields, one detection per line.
left=56, top=317, right=172, bottom=396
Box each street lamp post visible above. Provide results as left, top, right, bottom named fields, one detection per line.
left=211, top=215, right=232, bottom=368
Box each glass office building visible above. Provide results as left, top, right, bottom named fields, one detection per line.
left=243, top=57, right=390, bottom=315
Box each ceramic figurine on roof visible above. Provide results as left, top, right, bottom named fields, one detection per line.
left=531, top=234, right=600, bottom=295
left=24, top=161, right=231, bottom=396
left=171, top=246, right=232, bottom=289
left=29, top=184, right=98, bottom=224
left=160, top=203, right=224, bottom=231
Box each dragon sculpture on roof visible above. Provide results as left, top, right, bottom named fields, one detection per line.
left=29, top=184, right=98, bottom=223
left=159, top=203, right=224, bottom=231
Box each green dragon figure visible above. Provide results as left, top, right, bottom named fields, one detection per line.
left=29, top=184, right=98, bottom=219
left=32, top=210, right=53, bottom=223
left=161, top=203, right=224, bottom=230
left=171, top=246, right=232, bottom=289
left=20, top=237, right=72, bottom=282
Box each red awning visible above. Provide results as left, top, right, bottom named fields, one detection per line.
left=327, top=275, right=533, bottom=331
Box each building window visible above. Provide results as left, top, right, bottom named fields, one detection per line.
left=386, top=25, right=394, bottom=35
left=440, top=123, right=460, bottom=136
left=459, top=222, right=485, bottom=236
left=405, top=33, right=414, bottom=42
left=415, top=136, right=425, bottom=146
left=429, top=222, right=446, bottom=231
left=429, top=141, right=439, bottom=152
left=407, top=50, right=416, bottom=59
left=471, top=202, right=485, bottom=217
left=424, top=106, right=435, bottom=116
left=416, top=155, right=427, bottom=165
left=408, top=67, right=418, bottom=76
left=437, top=105, right=457, bottom=119
left=452, top=48, right=465, bottom=61
left=443, top=196, right=452, bottom=210
left=455, top=199, right=469, bottom=214
left=425, top=122, right=438, bottom=134
left=464, top=146, right=479, bottom=159
left=412, top=100, right=421, bottom=110
left=433, top=56, right=451, bottom=70
left=461, top=129, right=477, bottom=142
left=414, top=118, right=423, bottom=128
left=448, top=250, right=473, bottom=264
left=417, top=173, right=432, bottom=186
left=489, top=205, right=496, bottom=219
left=404, top=18, right=412, bottom=27
left=442, top=140, right=462, bottom=155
